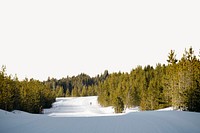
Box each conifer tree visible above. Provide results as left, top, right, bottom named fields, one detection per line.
left=65, top=89, right=71, bottom=97
left=56, top=86, right=64, bottom=97
left=113, top=96, right=124, bottom=113
left=165, top=50, right=178, bottom=109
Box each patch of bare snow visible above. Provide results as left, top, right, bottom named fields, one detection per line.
left=157, top=107, right=173, bottom=111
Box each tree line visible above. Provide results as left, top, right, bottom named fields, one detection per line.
left=0, top=68, right=109, bottom=113
left=43, top=70, right=109, bottom=97
left=0, top=67, right=56, bottom=113
left=98, top=47, right=200, bottom=113
left=0, top=47, right=200, bottom=113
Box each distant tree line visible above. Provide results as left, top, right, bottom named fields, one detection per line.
left=0, top=47, right=200, bottom=113
left=43, top=70, right=109, bottom=97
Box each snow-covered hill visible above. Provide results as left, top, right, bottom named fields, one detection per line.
left=1, top=96, right=200, bottom=133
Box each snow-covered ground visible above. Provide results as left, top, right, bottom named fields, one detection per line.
left=1, top=96, right=200, bottom=133
left=43, top=96, right=137, bottom=117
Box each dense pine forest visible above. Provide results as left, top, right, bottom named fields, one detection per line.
left=0, top=70, right=55, bottom=113
left=0, top=47, right=200, bottom=113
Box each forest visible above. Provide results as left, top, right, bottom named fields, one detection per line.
left=0, top=47, right=200, bottom=113
left=0, top=69, right=55, bottom=113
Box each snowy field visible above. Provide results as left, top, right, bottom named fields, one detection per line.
left=0, top=96, right=200, bottom=133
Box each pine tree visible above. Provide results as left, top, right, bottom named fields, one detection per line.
left=113, top=96, right=124, bottom=113
left=56, top=86, right=64, bottom=97
left=65, top=89, right=71, bottom=97
left=81, top=86, right=87, bottom=96
left=165, top=50, right=178, bottom=109
left=183, top=47, right=200, bottom=111
left=72, top=87, right=79, bottom=97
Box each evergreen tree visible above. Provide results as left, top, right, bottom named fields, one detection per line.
left=65, top=89, right=71, bottom=97
left=113, top=96, right=124, bottom=113
left=81, top=86, right=88, bottom=96
left=72, top=87, right=79, bottom=97
left=56, top=86, right=64, bottom=97
left=165, top=50, right=178, bottom=109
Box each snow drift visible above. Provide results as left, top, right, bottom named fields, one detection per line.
left=0, top=96, right=200, bottom=133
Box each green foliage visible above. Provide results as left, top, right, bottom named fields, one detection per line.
left=113, top=96, right=124, bottom=113
left=55, top=86, right=64, bottom=97
left=98, top=47, right=200, bottom=112
left=72, top=87, right=79, bottom=97
left=161, top=47, right=200, bottom=112
left=0, top=68, right=55, bottom=113
left=65, top=89, right=71, bottom=97
left=44, top=71, right=108, bottom=97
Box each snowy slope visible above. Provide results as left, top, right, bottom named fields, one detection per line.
left=1, top=96, right=200, bottom=133
left=1, top=109, right=200, bottom=133
left=43, top=96, right=139, bottom=117
left=43, top=96, right=116, bottom=117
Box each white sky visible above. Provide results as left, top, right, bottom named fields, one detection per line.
left=0, top=0, right=199, bottom=81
